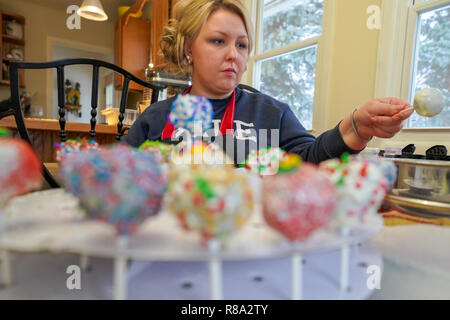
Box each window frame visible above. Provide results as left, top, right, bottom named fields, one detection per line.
left=375, top=0, right=450, bottom=131
left=245, top=0, right=335, bottom=133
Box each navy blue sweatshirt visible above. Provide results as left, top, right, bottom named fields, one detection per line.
left=123, top=87, right=360, bottom=164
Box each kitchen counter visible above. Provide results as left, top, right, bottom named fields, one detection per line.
left=0, top=116, right=129, bottom=162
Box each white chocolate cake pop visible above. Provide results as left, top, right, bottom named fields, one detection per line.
left=319, top=154, right=388, bottom=226
left=413, top=88, right=445, bottom=117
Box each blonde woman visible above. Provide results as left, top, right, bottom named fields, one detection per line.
left=124, top=0, right=413, bottom=164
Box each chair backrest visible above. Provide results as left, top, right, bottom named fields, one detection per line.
left=237, top=83, right=260, bottom=94
left=0, top=97, right=13, bottom=120
left=6, top=58, right=166, bottom=188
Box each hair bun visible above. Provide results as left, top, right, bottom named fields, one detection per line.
left=160, top=18, right=185, bottom=69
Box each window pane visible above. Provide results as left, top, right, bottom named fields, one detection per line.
left=257, top=45, right=317, bottom=130
left=262, top=0, right=324, bottom=53
left=408, top=4, right=450, bottom=128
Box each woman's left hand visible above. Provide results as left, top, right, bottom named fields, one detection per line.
left=339, top=97, right=414, bottom=150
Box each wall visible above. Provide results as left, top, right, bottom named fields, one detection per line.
left=325, top=0, right=381, bottom=131
left=0, top=0, right=114, bottom=117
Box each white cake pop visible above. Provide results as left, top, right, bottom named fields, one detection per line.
left=413, top=88, right=445, bottom=117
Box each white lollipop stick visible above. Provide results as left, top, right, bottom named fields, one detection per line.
left=291, top=251, right=303, bottom=300
left=208, top=238, right=223, bottom=300
left=340, top=226, right=350, bottom=292
left=0, top=249, right=12, bottom=287
left=113, top=236, right=129, bottom=300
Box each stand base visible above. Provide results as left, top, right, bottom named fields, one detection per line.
left=0, top=242, right=381, bottom=300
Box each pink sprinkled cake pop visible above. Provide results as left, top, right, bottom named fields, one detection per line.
left=0, top=130, right=42, bottom=207
left=262, top=163, right=336, bottom=241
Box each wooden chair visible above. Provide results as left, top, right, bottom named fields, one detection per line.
left=6, top=58, right=166, bottom=188
left=0, top=97, right=13, bottom=120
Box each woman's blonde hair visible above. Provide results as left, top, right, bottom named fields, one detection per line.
left=160, top=0, right=253, bottom=73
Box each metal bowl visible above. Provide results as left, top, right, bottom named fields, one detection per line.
left=385, top=158, right=450, bottom=218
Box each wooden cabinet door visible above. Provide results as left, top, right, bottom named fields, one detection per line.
left=114, top=17, right=151, bottom=91
left=151, top=0, right=170, bottom=68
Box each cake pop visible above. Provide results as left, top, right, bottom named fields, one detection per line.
left=59, top=144, right=167, bottom=236
left=139, top=140, right=174, bottom=164
left=262, top=163, right=336, bottom=241
left=54, top=137, right=99, bottom=162
left=166, top=164, right=254, bottom=243
left=168, top=94, right=214, bottom=136
left=413, top=88, right=445, bottom=117
left=242, top=147, right=287, bottom=176
left=171, top=140, right=233, bottom=167
left=356, top=155, right=397, bottom=192
left=0, top=131, right=42, bottom=207
left=319, top=153, right=387, bottom=226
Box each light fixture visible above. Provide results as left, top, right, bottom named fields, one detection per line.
left=77, top=0, right=108, bottom=21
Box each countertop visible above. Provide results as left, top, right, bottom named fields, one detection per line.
left=0, top=116, right=129, bottom=134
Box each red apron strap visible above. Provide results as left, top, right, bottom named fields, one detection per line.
left=218, top=89, right=236, bottom=135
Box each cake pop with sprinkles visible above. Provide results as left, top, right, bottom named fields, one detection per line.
left=168, top=94, right=214, bottom=136
left=319, top=153, right=388, bottom=226
left=356, top=155, right=397, bottom=192
left=59, top=144, right=167, bottom=236
left=54, top=137, right=99, bottom=162
left=242, top=147, right=287, bottom=176
left=166, top=163, right=254, bottom=244
left=262, top=162, right=336, bottom=241
left=0, top=128, right=42, bottom=207
left=139, top=140, right=174, bottom=164
left=170, top=140, right=234, bottom=167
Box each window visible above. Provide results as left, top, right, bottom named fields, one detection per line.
left=250, top=0, right=329, bottom=130
left=406, top=0, right=449, bottom=128
left=376, top=0, right=449, bottom=129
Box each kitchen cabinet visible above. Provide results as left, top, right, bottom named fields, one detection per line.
left=114, top=15, right=151, bottom=91
left=114, top=0, right=181, bottom=91
left=151, top=0, right=170, bottom=68
left=0, top=10, right=25, bottom=88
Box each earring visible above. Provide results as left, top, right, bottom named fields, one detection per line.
left=186, top=56, right=192, bottom=64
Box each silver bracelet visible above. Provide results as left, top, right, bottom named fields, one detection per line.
left=351, top=108, right=372, bottom=142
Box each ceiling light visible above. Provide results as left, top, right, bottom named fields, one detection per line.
left=77, top=0, right=108, bottom=21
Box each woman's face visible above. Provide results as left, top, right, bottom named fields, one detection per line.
left=187, top=9, right=249, bottom=99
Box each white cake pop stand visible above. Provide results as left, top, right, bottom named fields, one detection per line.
left=0, top=189, right=383, bottom=300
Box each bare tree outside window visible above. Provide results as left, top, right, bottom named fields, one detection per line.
left=258, top=46, right=317, bottom=130
left=408, top=4, right=450, bottom=128
left=255, top=0, right=324, bottom=130
left=261, top=0, right=324, bottom=52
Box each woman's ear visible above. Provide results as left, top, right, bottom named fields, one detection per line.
left=184, top=41, right=193, bottom=62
